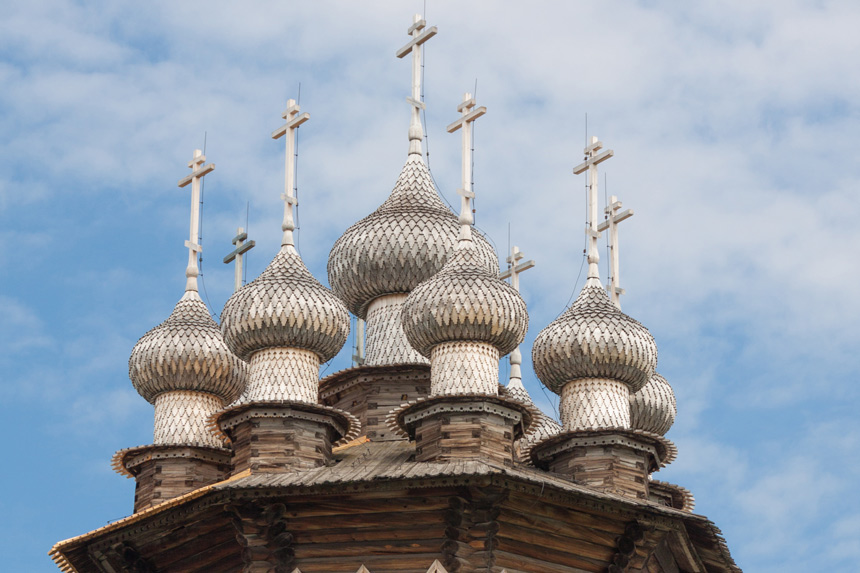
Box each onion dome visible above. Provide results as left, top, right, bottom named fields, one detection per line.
left=630, top=372, right=677, bottom=435
left=402, top=243, right=528, bottom=357
left=532, top=279, right=657, bottom=394
left=221, top=246, right=350, bottom=363
left=327, top=154, right=498, bottom=318
left=129, top=290, right=247, bottom=404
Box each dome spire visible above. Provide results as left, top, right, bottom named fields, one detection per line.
left=499, top=245, right=535, bottom=393
left=272, top=98, right=310, bottom=249
left=177, top=149, right=215, bottom=292
left=573, top=135, right=613, bottom=285
left=396, top=14, right=437, bottom=156
left=597, top=195, right=634, bottom=309
left=446, top=92, right=486, bottom=244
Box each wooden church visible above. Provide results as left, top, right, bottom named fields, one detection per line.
left=50, top=14, right=741, bottom=573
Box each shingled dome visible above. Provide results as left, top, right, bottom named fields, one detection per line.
left=532, top=281, right=657, bottom=394
left=402, top=243, right=527, bottom=357
left=221, top=246, right=350, bottom=362
left=630, top=372, right=677, bottom=435
left=327, top=154, right=498, bottom=318
left=129, top=291, right=248, bottom=404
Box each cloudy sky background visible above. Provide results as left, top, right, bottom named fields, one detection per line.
left=2, top=1, right=859, bottom=571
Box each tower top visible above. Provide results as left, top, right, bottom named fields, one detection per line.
left=573, top=136, right=613, bottom=285
left=177, top=149, right=214, bottom=293
left=272, top=98, right=309, bottom=249
left=397, top=14, right=437, bottom=156
left=447, top=92, right=486, bottom=244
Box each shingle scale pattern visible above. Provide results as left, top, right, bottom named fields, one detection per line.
left=402, top=244, right=528, bottom=357
left=532, top=282, right=657, bottom=394
left=429, top=341, right=500, bottom=395
left=364, top=294, right=428, bottom=365
left=221, top=247, right=349, bottom=362
left=129, top=291, right=248, bottom=404
left=560, top=378, right=630, bottom=430
left=629, top=372, right=676, bottom=436
left=327, top=155, right=498, bottom=318
left=153, top=391, right=224, bottom=447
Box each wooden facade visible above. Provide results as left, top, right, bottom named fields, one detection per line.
left=52, top=366, right=740, bottom=573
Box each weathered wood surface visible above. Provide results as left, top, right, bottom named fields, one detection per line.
left=130, top=453, right=230, bottom=512
left=547, top=443, right=650, bottom=500
left=320, top=365, right=431, bottom=441
left=228, top=415, right=336, bottom=474
left=415, top=411, right=515, bottom=465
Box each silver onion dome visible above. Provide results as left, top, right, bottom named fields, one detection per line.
left=532, top=281, right=657, bottom=394
left=327, top=155, right=498, bottom=318
left=129, top=291, right=248, bottom=404
left=630, top=372, right=677, bottom=435
left=401, top=243, right=528, bottom=357
left=221, top=247, right=350, bottom=362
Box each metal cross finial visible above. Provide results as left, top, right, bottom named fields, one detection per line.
left=223, top=227, right=256, bottom=292
left=597, top=195, right=633, bottom=309
left=272, top=98, right=310, bottom=249
left=499, top=245, right=535, bottom=386
left=447, top=92, right=486, bottom=244
left=573, top=136, right=614, bottom=285
left=177, top=149, right=215, bottom=292
left=396, top=14, right=437, bottom=156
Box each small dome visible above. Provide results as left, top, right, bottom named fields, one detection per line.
left=532, top=281, right=657, bottom=394
left=630, top=372, right=676, bottom=435
left=327, top=155, right=498, bottom=318
left=402, top=244, right=528, bottom=357
left=129, top=291, right=247, bottom=404
left=221, top=247, right=349, bottom=362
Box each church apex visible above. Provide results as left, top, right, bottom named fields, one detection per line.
left=397, top=13, right=437, bottom=156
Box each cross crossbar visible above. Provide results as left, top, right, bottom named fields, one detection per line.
left=499, top=259, right=535, bottom=280
left=177, top=162, right=215, bottom=188
left=272, top=112, right=310, bottom=140
left=396, top=25, right=438, bottom=58
left=223, top=240, right=255, bottom=264
left=447, top=106, right=487, bottom=133
left=573, top=148, right=614, bottom=175
left=597, top=208, right=633, bottom=232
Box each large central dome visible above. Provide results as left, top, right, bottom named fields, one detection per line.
left=327, top=154, right=498, bottom=318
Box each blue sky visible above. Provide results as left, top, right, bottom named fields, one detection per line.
left=2, top=1, right=859, bottom=571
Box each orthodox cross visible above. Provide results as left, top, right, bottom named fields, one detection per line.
left=499, top=245, right=535, bottom=386
left=222, top=227, right=256, bottom=292
left=177, top=149, right=215, bottom=292
left=447, top=92, right=486, bottom=243
left=272, top=98, right=310, bottom=248
left=396, top=14, right=437, bottom=155
left=573, top=136, right=613, bottom=282
left=597, top=195, right=633, bottom=309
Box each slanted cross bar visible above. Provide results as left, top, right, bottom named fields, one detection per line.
left=597, top=195, right=633, bottom=309
left=223, top=227, right=256, bottom=292
left=447, top=92, right=486, bottom=242
left=397, top=14, right=437, bottom=154
left=573, top=136, right=614, bottom=281
left=500, top=245, right=535, bottom=386
left=177, top=149, right=215, bottom=292
left=499, top=245, right=535, bottom=292
left=272, top=98, right=310, bottom=248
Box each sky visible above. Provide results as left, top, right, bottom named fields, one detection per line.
left=1, top=1, right=859, bottom=571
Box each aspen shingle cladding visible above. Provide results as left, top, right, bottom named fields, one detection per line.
left=129, top=290, right=247, bottom=404
left=221, top=246, right=350, bottom=363
left=327, top=154, right=499, bottom=319
left=532, top=282, right=658, bottom=394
